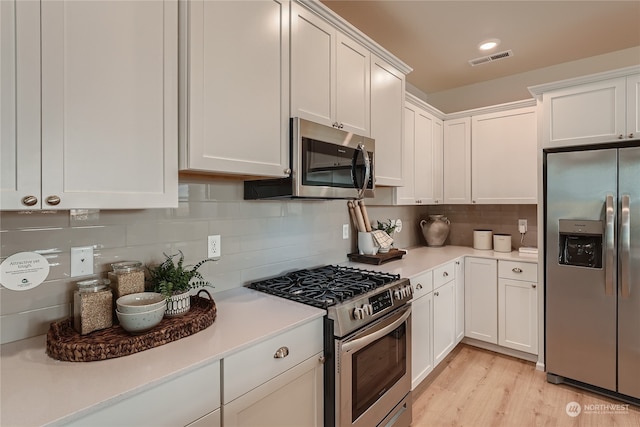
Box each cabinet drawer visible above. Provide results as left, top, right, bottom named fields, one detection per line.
left=223, top=318, right=323, bottom=404
left=498, top=260, right=537, bottom=282
left=434, top=262, right=455, bottom=289
left=412, top=270, right=433, bottom=298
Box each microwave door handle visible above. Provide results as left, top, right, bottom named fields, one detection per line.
left=621, top=195, right=631, bottom=298
left=355, top=143, right=370, bottom=199
left=605, top=194, right=615, bottom=296
left=341, top=307, right=410, bottom=353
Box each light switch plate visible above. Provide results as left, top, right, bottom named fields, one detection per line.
left=71, top=246, right=94, bottom=277
left=342, top=224, right=349, bottom=239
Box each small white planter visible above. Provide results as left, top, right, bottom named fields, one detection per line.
left=165, top=291, right=191, bottom=317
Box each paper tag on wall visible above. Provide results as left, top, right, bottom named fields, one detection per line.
left=0, top=252, right=50, bottom=291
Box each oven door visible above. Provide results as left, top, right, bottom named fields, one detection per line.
left=336, top=304, right=412, bottom=427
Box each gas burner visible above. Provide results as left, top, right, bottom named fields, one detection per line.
left=248, top=265, right=400, bottom=309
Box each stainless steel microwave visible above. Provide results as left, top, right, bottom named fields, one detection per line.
left=244, top=118, right=375, bottom=199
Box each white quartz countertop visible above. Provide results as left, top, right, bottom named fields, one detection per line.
left=343, top=245, right=538, bottom=278
left=0, top=287, right=325, bottom=427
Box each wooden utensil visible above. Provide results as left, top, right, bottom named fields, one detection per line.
left=347, top=201, right=359, bottom=232
left=350, top=200, right=366, bottom=233
left=359, top=200, right=372, bottom=232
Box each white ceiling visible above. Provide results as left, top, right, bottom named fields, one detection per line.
left=320, top=1, right=640, bottom=96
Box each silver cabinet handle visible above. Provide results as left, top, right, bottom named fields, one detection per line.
left=434, top=291, right=439, bottom=296
left=621, top=195, right=631, bottom=298
left=619, top=134, right=625, bottom=139
left=605, top=194, right=615, bottom=296
left=274, top=346, right=289, bottom=359
left=416, top=283, right=423, bottom=290
left=532, top=284, right=537, bottom=289
left=21, top=195, right=38, bottom=206
left=512, top=268, right=523, bottom=273
left=442, top=272, right=448, bottom=277
left=283, top=168, right=291, bottom=176
left=629, top=133, right=634, bottom=139
left=45, top=195, right=61, bottom=206
left=319, top=355, right=326, bottom=364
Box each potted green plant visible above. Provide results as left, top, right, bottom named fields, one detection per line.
left=147, top=251, right=213, bottom=317
left=375, top=219, right=397, bottom=236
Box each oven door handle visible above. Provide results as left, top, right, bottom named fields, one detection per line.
left=342, top=307, right=411, bottom=353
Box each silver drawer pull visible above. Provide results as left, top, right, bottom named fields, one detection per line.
left=512, top=268, right=523, bottom=273
left=416, top=283, right=423, bottom=290
left=274, top=346, right=289, bottom=359
left=442, top=272, right=449, bottom=277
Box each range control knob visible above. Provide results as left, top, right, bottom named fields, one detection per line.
left=393, top=289, right=402, bottom=300
left=362, top=304, right=373, bottom=316
left=353, top=307, right=364, bottom=320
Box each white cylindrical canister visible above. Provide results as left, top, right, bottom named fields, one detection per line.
left=493, top=234, right=512, bottom=253
left=473, top=230, right=493, bottom=250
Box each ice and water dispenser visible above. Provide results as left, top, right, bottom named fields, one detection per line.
left=558, top=219, right=603, bottom=268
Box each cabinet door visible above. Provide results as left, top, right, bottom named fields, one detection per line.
left=471, top=107, right=537, bottom=204
left=454, top=258, right=465, bottom=343
left=183, top=0, right=289, bottom=178
left=223, top=353, right=324, bottom=427
left=432, top=119, right=444, bottom=205
left=542, top=77, right=626, bottom=148
left=291, top=3, right=335, bottom=127
left=433, top=280, right=455, bottom=367
left=371, top=54, right=404, bottom=186
left=498, top=278, right=538, bottom=354
left=336, top=32, right=370, bottom=136
left=464, top=257, right=498, bottom=344
left=1, top=0, right=40, bottom=210
left=627, top=74, right=640, bottom=139
left=411, top=292, right=433, bottom=390
left=414, top=110, right=436, bottom=204
left=40, top=0, right=178, bottom=209
left=443, top=117, right=471, bottom=204
left=395, top=105, right=417, bottom=205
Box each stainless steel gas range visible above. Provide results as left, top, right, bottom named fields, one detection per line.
left=249, top=265, right=413, bottom=427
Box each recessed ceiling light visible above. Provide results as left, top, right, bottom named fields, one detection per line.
left=478, top=39, right=500, bottom=51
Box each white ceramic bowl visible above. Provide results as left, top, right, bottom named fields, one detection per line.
left=116, top=305, right=166, bottom=334
left=116, top=292, right=165, bottom=314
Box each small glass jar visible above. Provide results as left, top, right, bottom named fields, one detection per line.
left=108, top=261, right=145, bottom=298
left=73, top=278, right=113, bottom=335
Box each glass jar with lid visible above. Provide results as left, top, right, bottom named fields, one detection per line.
left=73, top=277, right=113, bottom=335
left=108, top=261, right=145, bottom=298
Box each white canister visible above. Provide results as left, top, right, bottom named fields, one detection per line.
left=493, top=234, right=512, bottom=253
left=358, top=232, right=379, bottom=255
left=473, top=230, right=493, bottom=250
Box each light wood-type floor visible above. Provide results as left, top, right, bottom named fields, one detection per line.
left=412, top=344, right=640, bottom=427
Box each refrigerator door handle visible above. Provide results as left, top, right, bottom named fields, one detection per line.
left=605, top=194, right=615, bottom=296
left=621, top=195, right=631, bottom=298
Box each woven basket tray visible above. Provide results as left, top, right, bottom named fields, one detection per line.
left=46, top=290, right=217, bottom=362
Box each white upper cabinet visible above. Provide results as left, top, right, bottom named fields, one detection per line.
left=535, top=69, right=640, bottom=148
left=1, top=0, right=40, bottom=210
left=443, top=117, right=472, bottom=204
left=471, top=106, right=537, bottom=204
left=291, top=3, right=369, bottom=136
left=180, top=0, right=289, bottom=178
left=2, top=0, right=178, bottom=210
left=371, top=54, right=405, bottom=186
left=395, top=97, right=444, bottom=204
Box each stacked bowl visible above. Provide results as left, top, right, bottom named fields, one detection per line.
left=115, top=292, right=166, bottom=334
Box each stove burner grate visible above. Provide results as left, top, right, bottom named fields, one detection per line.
left=248, top=265, right=400, bottom=309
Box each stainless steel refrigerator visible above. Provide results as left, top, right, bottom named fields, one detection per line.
left=545, top=144, right=639, bottom=402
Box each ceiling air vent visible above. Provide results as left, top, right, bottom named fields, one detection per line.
left=468, top=50, right=513, bottom=66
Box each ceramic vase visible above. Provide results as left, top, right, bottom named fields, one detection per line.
left=165, top=290, right=191, bottom=317
left=420, top=215, right=451, bottom=247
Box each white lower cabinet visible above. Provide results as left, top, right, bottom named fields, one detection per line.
left=223, top=318, right=324, bottom=427
left=223, top=352, right=324, bottom=427
left=411, top=271, right=434, bottom=390
left=498, top=261, right=538, bottom=355
left=63, top=361, right=221, bottom=427
left=464, top=257, right=498, bottom=344
left=433, top=279, right=455, bottom=367
left=454, top=258, right=465, bottom=343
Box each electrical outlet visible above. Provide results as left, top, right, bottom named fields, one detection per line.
left=70, top=246, right=94, bottom=277
left=518, top=219, right=527, bottom=233
left=208, top=235, right=221, bottom=258
left=342, top=224, right=350, bottom=239
left=395, top=219, right=403, bottom=233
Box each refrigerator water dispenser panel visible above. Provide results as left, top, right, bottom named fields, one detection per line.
left=558, top=219, right=603, bottom=268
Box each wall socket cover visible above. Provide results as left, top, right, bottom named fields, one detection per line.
left=342, top=224, right=349, bottom=239
left=518, top=219, right=527, bottom=233
left=395, top=219, right=403, bottom=233
left=70, top=246, right=94, bottom=277
left=208, top=235, right=221, bottom=258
